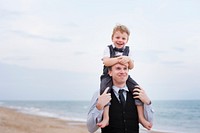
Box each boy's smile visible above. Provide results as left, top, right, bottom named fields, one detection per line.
left=112, top=31, right=129, bottom=49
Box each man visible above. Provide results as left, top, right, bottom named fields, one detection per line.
left=87, top=62, right=153, bottom=133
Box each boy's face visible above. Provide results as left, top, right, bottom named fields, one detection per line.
left=112, top=31, right=129, bottom=48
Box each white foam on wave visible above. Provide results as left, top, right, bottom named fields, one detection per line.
left=1, top=104, right=87, bottom=123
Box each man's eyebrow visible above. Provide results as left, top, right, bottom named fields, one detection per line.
left=116, top=67, right=121, bottom=69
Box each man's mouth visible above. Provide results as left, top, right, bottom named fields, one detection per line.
left=118, top=74, right=126, bottom=78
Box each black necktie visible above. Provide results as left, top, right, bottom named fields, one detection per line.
left=118, top=89, right=126, bottom=107
left=114, top=47, right=124, bottom=52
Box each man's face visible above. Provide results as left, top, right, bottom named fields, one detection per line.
left=108, top=63, right=129, bottom=85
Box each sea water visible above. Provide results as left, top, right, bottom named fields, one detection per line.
left=0, top=100, right=199, bottom=133
left=152, top=100, right=200, bottom=133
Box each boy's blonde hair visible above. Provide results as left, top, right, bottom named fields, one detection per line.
left=111, top=24, right=130, bottom=39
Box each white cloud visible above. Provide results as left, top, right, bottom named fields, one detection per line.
left=0, top=0, right=33, bottom=12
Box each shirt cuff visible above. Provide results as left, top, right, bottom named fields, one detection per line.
left=94, top=107, right=104, bottom=123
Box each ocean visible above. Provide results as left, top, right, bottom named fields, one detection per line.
left=0, top=100, right=199, bottom=133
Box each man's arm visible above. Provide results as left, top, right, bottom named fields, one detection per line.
left=87, top=91, right=104, bottom=133
left=144, top=104, right=154, bottom=124
left=87, top=88, right=111, bottom=133
left=133, top=86, right=154, bottom=124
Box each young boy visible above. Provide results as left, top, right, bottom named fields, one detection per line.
left=97, top=24, right=152, bottom=130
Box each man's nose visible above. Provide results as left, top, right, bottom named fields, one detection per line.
left=120, top=69, right=125, bottom=73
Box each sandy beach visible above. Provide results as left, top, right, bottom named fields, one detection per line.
left=0, top=107, right=89, bottom=133
left=0, top=107, right=167, bottom=133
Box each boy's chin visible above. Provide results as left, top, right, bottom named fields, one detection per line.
left=116, top=45, right=124, bottom=48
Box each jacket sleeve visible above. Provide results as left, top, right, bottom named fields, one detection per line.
left=87, top=91, right=104, bottom=133
left=144, top=104, right=154, bottom=124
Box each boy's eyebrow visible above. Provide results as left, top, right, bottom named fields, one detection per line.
left=123, top=66, right=128, bottom=69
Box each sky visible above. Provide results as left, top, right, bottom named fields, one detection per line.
left=0, top=0, right=200, bottom=101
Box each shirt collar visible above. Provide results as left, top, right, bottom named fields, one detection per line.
left=112, top=85, right=129, bottom=93
left=111, top=44, right=115, bottom=48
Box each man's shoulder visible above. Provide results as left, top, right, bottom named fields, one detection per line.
left=92, top=90, right=100, bottom=98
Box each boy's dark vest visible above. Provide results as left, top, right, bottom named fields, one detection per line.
left=101, top=45, right=129, bottom=80
left=101, top=89, right=139, bottom=133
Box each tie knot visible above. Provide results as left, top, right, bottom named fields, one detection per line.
left=118, top=89, right=124, bottom=94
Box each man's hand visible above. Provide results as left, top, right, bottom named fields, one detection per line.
left=133, top=86, right=151, bottom=105
left=96, top=87, right=111, bottom=110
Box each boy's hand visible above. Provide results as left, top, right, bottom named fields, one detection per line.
left=118, top=56, right=130, bottom=64
left=117, top=56, right=134, bottom=69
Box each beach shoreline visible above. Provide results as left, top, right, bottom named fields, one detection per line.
left=0, top=107, right=170, bottom=133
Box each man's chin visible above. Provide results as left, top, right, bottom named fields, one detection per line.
left=118, top=79, right=127, bottom=84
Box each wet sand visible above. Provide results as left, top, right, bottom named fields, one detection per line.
left=0, top=107, right=169, bottom=133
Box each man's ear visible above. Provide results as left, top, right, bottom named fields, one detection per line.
left=108, top=71, right=112, bottom=77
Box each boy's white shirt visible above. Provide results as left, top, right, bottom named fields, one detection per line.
left=102, top=44, right=134, bottom=60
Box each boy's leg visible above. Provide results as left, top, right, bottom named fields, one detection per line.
left=126, top=76, right=143, bottom=104
left=100, top=75, right=112, bottom=95
left=97, top=75, right=112, bottom=128
left=137, top=105, right=152, bottom=130
left=97, top=106, right=110, bottom=128
left=127, top=76, right=152, bottom=129
left=126, top=75, right=138, bottom=93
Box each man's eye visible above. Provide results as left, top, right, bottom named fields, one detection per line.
left=116, top=67, right=121, bottom=70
